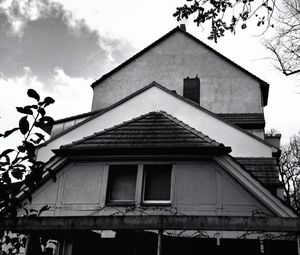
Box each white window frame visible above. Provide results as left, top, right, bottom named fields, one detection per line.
left=104, top=162, right=174, bottom=206
left=106, top=164, right=138, bottom=205
left=142, top=164, right=172, bottom=205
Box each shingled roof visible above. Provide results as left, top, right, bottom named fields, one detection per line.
left=217, top=113, right=265, bottom=129
left=235, top=157, right=281, bottom=191
left=54, top=111, right=231, bottom=156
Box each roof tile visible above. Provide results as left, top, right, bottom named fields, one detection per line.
left=58, top=111, right=230, bottom=153
left=235, top=157, right=280, bottom=187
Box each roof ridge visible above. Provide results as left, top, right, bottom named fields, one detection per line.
left=158, top=111, right=223, bottom=147
left=91, top=26, right=268, bottom=88
left=60, top=111, right=158, bottom=149
left=90, top=26, right=269, bottom=105
left=59, top=111, right=228, bottom=150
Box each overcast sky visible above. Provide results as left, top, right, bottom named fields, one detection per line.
left=0, top=0, right=299, bottom=152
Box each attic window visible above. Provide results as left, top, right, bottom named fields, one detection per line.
left=143, top=164, right=172, bottom=204
left=106, top=165, right=137, bottom=204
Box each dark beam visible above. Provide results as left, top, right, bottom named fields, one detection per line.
left=0, top=216, right=300, bottom=232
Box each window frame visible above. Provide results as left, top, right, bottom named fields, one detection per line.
left=105, top=164, right=138, bottom=206
left=142, top=164, right=173, bottom=205
left=105, top=162, right=174, bottom=206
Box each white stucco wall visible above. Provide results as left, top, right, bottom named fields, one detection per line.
left=37, top=86, right=272, bottom=162
left=25, top=160, right=273, bottom=217
left=92, top=31, right=263, bottom=114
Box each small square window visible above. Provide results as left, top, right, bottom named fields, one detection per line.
left=143, top=164, right=172, bottom=204
left=106, top=165, right=137, bottom=204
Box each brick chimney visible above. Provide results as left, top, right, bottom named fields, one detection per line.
left=179, top=24, right=186, bottom=32
left=183, top=76, right=200, bottom=104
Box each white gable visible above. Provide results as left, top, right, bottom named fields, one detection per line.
left=92, top=30, right=263, bottom=114
left=37, top=85, right=273, bottom=162
left=24, top=159, right=294, bottom=218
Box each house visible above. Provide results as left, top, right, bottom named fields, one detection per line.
left=15, top=25, right=299, bottom=255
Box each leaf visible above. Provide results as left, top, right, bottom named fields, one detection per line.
left=23, top=141, right=35, bottom=158
left=35, top=133, right=45, bottom=141
left=17, top=145, right=26, bottom=153
left=40, top=116, right=54, bottom=126
left=0, top=149, right=14, bottom=158
left=3, top=128, right=19, bottom=138
left=1, top=171, right=11, bottom=184
left=16, top=106, right=33, bottom=115
left=38, top=205, right=50, bottom=216
left=38, top=108, right=46, bottom=116
left=19, top=116, right=29, bottom=135
left=11, top=157, right=22, bottom=165
left=30, top=133, right=45, bottom=144
left=11, top=169, right=25, bottom=180
left=29, top=104, right=38, bottom=109
left=4, top=235, right=11, bottom=244
left=22, top=207, right=29, bottom=216
left=27, top=89, right=40, bottom=102
left=44, top=96, right=55, bottom=106
left=11, top=237, right=20, bottom=245
left=36, top=116, right=54, bottom=131
left=0, top=155, right=10, bottom=166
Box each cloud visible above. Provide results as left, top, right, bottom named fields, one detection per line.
left=0, top=0, right=134, bottom=81
left=0, top=67, right=93, bottom=152
left=46, top=0, right=182, bottom=49
left=0, top=0, right=47, bottom=34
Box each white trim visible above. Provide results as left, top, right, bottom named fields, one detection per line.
left=16, top=156, right=68, bottom=200
left=142, top=201, right=171, bottom=205
left=37, top=86, right=273, bottom=161
left=214, top=155, right=296, bottom=217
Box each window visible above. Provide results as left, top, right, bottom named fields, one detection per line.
left=143, top=164, right=172, bottom=204
left=106, top=165, right=137, bottom=204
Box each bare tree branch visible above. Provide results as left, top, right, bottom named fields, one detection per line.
left=174, top=0, right=300, bottom=76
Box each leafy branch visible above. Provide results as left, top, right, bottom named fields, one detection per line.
left=174, top=0, right=276, bottom=42
left=0, top=89, right=55, bottom=217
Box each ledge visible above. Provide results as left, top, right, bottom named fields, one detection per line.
left=0, top=215, right=299, bottom=232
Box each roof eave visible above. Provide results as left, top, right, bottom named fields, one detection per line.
left=53, top=146, right=232, bottom=157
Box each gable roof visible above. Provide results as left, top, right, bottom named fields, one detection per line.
left=54, top=111, right=231, bottom=156
left=215, top=155, right=296, bottom=217
left=91, top=26, right=269, bottom=106
left=40, top=82, right=275, bottom=152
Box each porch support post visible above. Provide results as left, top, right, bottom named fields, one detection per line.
left=297, top=235, right=300, bottom=255
left=24, top=234, right=31, bottom=255
left=24, top=233, right=42, bottom=255
left=157, top=229, right=163, bottom=255
left=61, top=237, right=73, bottom=255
